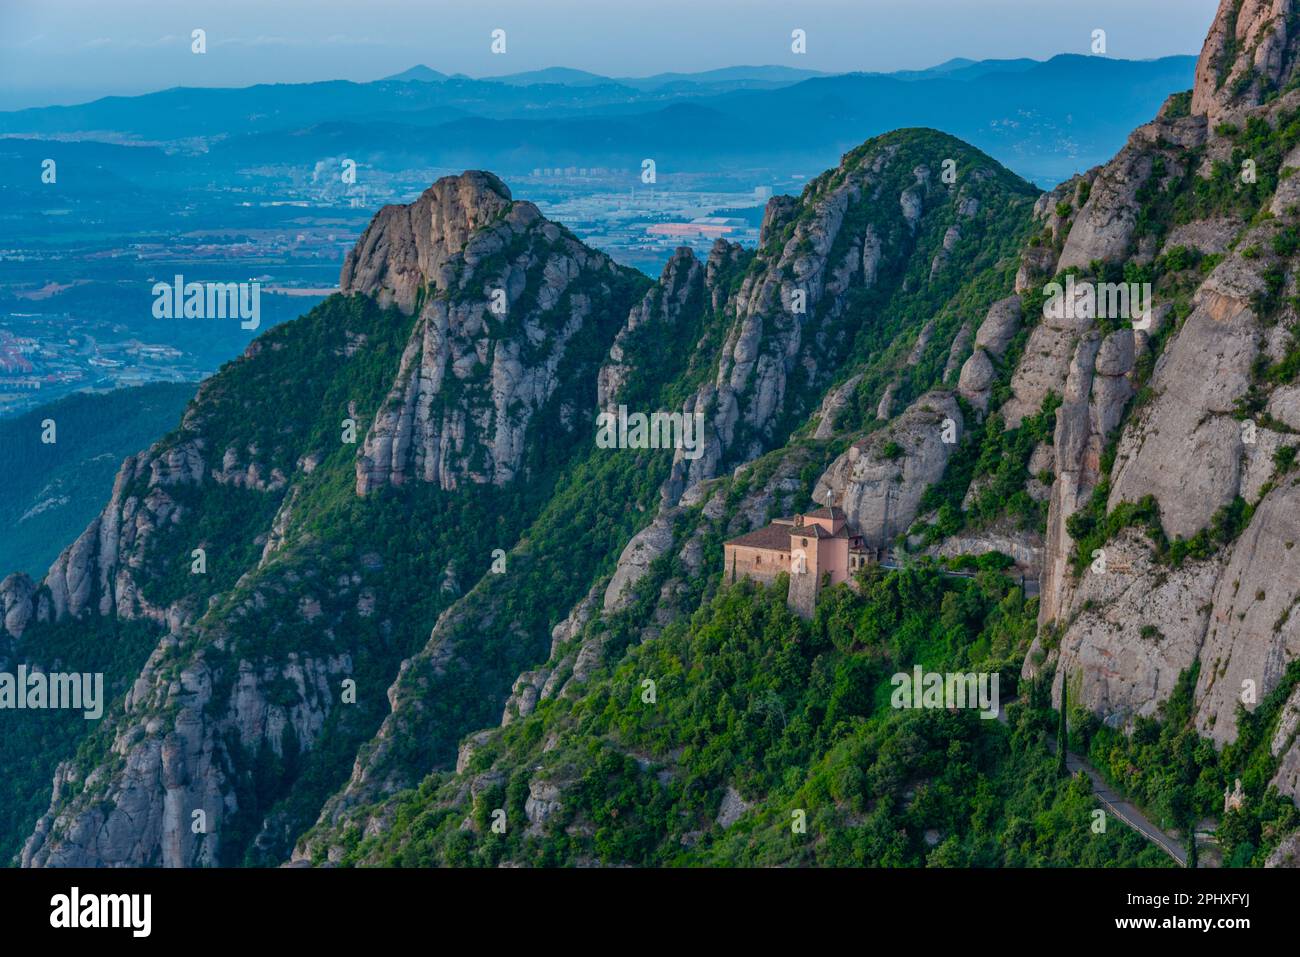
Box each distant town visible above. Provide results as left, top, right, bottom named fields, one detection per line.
left=0, top=158, right=800, bottom=416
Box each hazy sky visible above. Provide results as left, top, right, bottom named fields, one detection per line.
left=0, top=0, right=1221, bottom=110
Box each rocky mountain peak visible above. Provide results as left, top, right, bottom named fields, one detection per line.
left=348, top=170, right=647, bottom=494
left=339, top=170, right=516, bottom=313
left=1193, top=0, right=1300, bottom=123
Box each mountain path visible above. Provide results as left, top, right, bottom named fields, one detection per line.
left=995, top=698, right=1187, bottom=865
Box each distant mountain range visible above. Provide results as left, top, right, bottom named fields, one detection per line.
left=384, top=64, right=833, bottom=89
left=0, top=54, right=1197, bottom=185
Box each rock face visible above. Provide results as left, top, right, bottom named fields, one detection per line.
left=661, top=153, right=905, bottom=503
left=814, top=390, right=962, bottom=546
left=0, top=573, right=36, bottom=641
left=942, top=322, right=973, bottom=382
left=597, top=247, right=704, bottom=411
left=1193, top=480, right=1300, bottom=746
left=0, top=437, right=236, bottom=644
left=1056, top=145, right=1153, bottom=272
left=1000, top=289, right=1093, bottom=430
left=957, top=296, right=1022, bottom=413
left=1028, top=529, right=1224, bottom=725
left=1014, top=178, right=1086, bottom=293
left=339, top=171, right=513, bottom=314
left=813, top=374, right=864, bottom=439
left=1192, top=0, right=1300, bottom=125
left=660, top=134, right=1031, bottom=507
left=1107, top=284, right=1258, bottom=540
left=1033, top=328, right=1138, bottom=626
left=21, top=647, right=347, bottom=867
left=349, top=172, right=640, bottom=494
left=602, top=510, right=679, bottom=612
left=1018, top=2, right=1300, bottom=812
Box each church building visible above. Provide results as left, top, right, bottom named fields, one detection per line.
left=721, top=506, right=873, bottom=618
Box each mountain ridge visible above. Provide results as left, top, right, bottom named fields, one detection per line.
left=10, top=0, right=1300, bottom=869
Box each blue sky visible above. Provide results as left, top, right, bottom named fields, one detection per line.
left=0, top=0, right=1220, bottom=109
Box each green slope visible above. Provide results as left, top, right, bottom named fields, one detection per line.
left=0, top=383, right=196, bottom=578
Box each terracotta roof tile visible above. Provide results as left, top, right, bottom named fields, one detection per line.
left=725, top=524, right=794, bottom=551
left=804, top=506, right=845, bottom=520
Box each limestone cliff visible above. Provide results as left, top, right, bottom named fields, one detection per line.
left=1019, top=0, right=1300, bottom=810
left=8, top=178, right=649, bottom=867
left=347, top=172, right=642, bottom=493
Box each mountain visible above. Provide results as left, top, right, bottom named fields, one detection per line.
left=1, top=170, right=652, bottom=866
left=0, top=55, right=1196, bottom=185
left=383, top=66, right=453, bottom=83
left=484, top=67, right=622, bottom=88
left=382, top=64, right=825, bottom=90
left=9, top=0, right=1300, bottom=870
left=0, top=384, right=195, bottom=578
left=613, top=65, right=830, bottom=90
left=293, top=0, right=1300, bottom=867
left=885, top=57, right=1039, bottom=82
left=1, top=128, right=1047, bottom=867
left=132, top=54, right=1196, bottom=190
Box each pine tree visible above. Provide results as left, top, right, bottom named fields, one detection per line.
left=1187, top=820, right=1198, bottom=869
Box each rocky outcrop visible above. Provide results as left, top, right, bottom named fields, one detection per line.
left=1, top=444, right=211, bottom=642
left=813, top=390, right=962, bottom=546
left=1192, top=0, right=1300, bottom=125
left=339, top=171, right=513, bottom=313
left=1028, top=529, right=1222, bottom=726
left=0, top=573, right=36, bottom=641
left=716, top=786, right=751, bottom=828
left=1107, top=281, right=1260, bottom=541
left=1001, top=276, right=1094, bottom=429
left=662, top=153, right=905, bottom=502
left=22, top=638, right=348, bottom=867
left=1272, top=687, right=1300, bottom=802
left=1056, top=146, right=1154, bottom=271
left=597, top=247, right=703, bottom=411
left=659, top=136, right=1025, bottom=507
left=974, top=297, right=1022, bottom=357
left=942, top=322, right=973, bottom=382
left=350, top=172, right=640, bottom=494
left=1194, top=479, right=1300, bottom=745
left=603, top=509, right=679, bottom=613
left=957, top=349, right=996, bottom=413
left=1164, top=217, right=1244, bottom=255
left=812, top=374, right=864, bottom=439
left=957, top=296, right=1021, bottom=413
left=1014, top=177, right=1088, bottom=293
left=1035, top=329, right=1138, bottom=625
left=1267, top=828, right=1300, bottom=866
